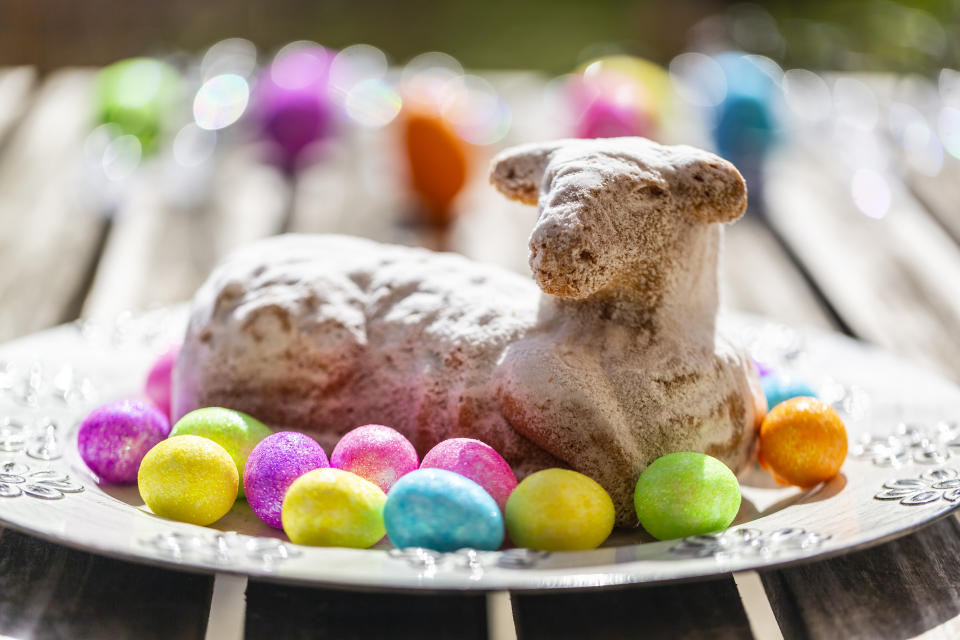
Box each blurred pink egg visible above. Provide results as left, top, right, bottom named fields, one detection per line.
left=420, top=438, right=517, bottom=511
left=144, top=344, right=179, bottom=420
left=330, top=424, right=419, bottom=493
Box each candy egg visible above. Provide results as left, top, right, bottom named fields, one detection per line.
left=402, top=110, right=469, bottom=225
left=281, top=468, right=386, bottom=547
left=144, top=345, right=179, bottom=420
left=95, top=57, right=182, bottom=153
left=384, top=469, right=503, bottom=552
left=138, top=435, right=238, bottom=525
left=330, top=424, right=418, bottom=493
left=78, top=399, right=171, bottom=484
left=762, top=375, right=818, bottom=410
left=758, top=397, right=848, bottom=488
left=633, top=452, right=741, bottom=541
left=505, top=468, right=614, bottom=551
left=254, top=45, right=335, bottom=171
left=169, top=407, right=272, bottom=497
left=244, top=432, right=330, bottom=529
left=420, top=438, right=517, bottom=511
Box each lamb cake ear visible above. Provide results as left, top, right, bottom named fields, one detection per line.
left=489, top=141, right=566, bottom=205
left=666, top=149, right=748, bottom=224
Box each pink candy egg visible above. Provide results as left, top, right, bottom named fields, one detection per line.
left=330, top=425, right=418, bottom=493
left=420, top=438, right=517, bottom=511
left=144, top=345, right=179, bottom=419
left=244, top=431, right=329, bottom=529
left=78, top=399, right=171, bottom=484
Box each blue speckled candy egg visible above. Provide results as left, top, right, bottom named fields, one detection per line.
left=384, top=469, right=504, bottom=552
left=762, top=375, right=818, bottom=410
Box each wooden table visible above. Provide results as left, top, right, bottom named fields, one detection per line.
left=1, top=66, right=959, bottom=640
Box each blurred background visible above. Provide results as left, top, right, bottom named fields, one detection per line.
left=2, top=0, right=960, bottom=390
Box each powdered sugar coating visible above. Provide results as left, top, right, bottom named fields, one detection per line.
left=174, top=137, right=766, bottom=526
left=420, top=438, right=518, bottom=511
left=244, top=431, right=329, bottom=529
left=331, top=425, right=419, bottom=493
left=78, top=399, right=171, bottom=484
left=144, top=345, right=179, bottom=419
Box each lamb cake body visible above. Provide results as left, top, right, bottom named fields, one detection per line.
left=173, top=137, right=767, bottom=526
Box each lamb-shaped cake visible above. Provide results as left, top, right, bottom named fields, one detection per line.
left=173, top=137, right=767, bottom=526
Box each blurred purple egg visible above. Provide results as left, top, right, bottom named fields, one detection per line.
left=244, top=431, right=329, bottom=529
left=254, top=45, right=336, bottom=170
left=420, top=438, right=517, bottom=511
left=78, top=399, right=171, bottom=484
left=144, top=344, right=179, bottom=420
left=331, top=424, right=418, bottom=493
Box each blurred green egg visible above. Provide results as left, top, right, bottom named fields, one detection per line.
left=95, top=57, right=183, bottom=153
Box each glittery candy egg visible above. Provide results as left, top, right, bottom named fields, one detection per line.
left=144, top=345, right=178, bottom=420
left=758, top=397, right=848, bottom=488
left=138, top=435, right=238, bottom=525
left=633, top=452, right=741, bottom=541
left=384, top=469, right=504, bottom=552
left=170, top=407, right=272, bottom=497
left=281, top=468, right=386, bottom=547
left=77, top=399, right=171, bottom=484
left=420, top=438, right=517, bottom=511
left=244, top=432, right=329, bottom=529
left=330, top=424, right=419, bottom=493
left=762, top=375, right=817, bottom=410
left=505, top=468, right=614, bottom=551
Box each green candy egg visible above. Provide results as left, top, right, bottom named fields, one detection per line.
left=95, top=57, right=182, bottom=153
left=633, top=452, right=741, bottom=541
left=170, top=407, right=272, bottom=498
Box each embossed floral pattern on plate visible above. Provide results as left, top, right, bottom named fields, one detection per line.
left=669, top=528, right=833, bottom=559
left=874, top=468, right=960, bottom=505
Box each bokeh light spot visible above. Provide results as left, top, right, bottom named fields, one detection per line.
left=193, top=74, right=250, bottom=130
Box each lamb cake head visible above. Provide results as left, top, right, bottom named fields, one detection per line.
left=173, top=137, right=766, bottom=527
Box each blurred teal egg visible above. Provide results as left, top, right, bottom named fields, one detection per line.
left=762, top=375, right=818, bottom=409
left=712, top=52, right=780, bottom=161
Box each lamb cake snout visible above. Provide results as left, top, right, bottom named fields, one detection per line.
left=173, top=137, right=766, bottom=527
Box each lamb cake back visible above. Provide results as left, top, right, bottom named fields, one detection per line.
left=173, top=137, right=767, bottom=526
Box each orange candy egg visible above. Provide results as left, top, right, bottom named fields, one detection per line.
left=403, top=110, right=469, bottom=225
left=758, top=396, right=848, bottom=487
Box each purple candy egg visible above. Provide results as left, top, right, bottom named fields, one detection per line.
left=244, top=432, right=329, bottom=529
left=78, top=399, right=171, bottom=484
left=254, top=46, right=335, bottom=170
left=331, top=424, right=419, bottom=493
left=420, top=438, right=518, bottom=511
left=144, top=344, right=179, bottom=419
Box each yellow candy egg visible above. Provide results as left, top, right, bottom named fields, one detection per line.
left=281, top=468, right=387, bottom=548
left=138, top=435, right=238, bottom=526
left=505, top=468, right=615, bottom=551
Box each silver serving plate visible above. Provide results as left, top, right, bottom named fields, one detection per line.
left=0, top=308, right=957, bottom=591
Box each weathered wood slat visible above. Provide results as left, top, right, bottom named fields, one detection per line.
left=512, top=579, right=752, bottom=640
left=722, top=217, right=837, bottom=331
left=82, top=144, right=288, bottom=319
left=244, top=581, right=488, bottom=640
left=0, top=66, right=35, bottom=148
left=763, top=139, right=960, bottom=381
left=0, top=528, right=212, bottom=640
left=761, top=516, right=960, bottom=640
left=0, top=69, right=107, bottom=341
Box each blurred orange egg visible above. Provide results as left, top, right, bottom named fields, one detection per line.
left=402, top=109, right=469, bottom=226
